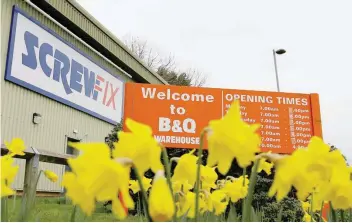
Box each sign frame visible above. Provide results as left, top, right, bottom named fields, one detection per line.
left=5, top=6, right=125, bottom=125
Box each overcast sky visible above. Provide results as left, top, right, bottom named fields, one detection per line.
left=77, top=0, right=352, bottom=162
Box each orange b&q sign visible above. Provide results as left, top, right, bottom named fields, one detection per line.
left=124, top=83, right=322, bottom=153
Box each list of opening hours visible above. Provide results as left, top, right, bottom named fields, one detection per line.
left=222, top=90, right=314, bottom=153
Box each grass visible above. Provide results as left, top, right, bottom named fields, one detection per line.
left=5, top=196, right=232, bottom=222
left=5, top=197, right=145, bottom=222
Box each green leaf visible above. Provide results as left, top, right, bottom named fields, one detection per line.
left=227, top=204, right=239, bottom=222
left=329, top=201, right=337, bottom=222
left=161, top=147, right=177, bottom=222
left=179, top=208, right=190, bottom=222
left=133, top=167, right=152, bottom=222
left=341, top=209, right=345, bottom=222
left=250, top=206, right=260, bottom=222
left=194, top=130, right=206, bottom=222
left=207, top=212, right=218, bottom=222
left=241, top=160, right=259, bottom=222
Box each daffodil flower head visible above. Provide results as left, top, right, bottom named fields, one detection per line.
left=5, top=138, right=26, bottom=156
left=212, top=190, right=230, bottom=215
left=129, top=177, right=152, bottom=194
left=216, top=179, right=226, bottom=189
left=1, top=155, right=19, bottom=197
left=148, top=170, right=175, bottom=222
left=269, top=137, right=349, bottom=202
left=172, top=180, right=192, bottom=194
left=65, top=142, right=134, bottom=218
left=206, top=100, right=261, bottom=175
left=300, top=200, right=310, bottom=212
left=62, top=172, right=96, bottom=216
left=257, top=158, right=274, bottom=175
left=177, top=191, right=206, bottom=219
left=268, top=154, right=303, bottom=201
left=222, top=176, right=249, bottom=202
left=304, top=137, right=346, bottom=182
left=321, top=166, right=352, bottom=210
left=171, top=151, right=198, bottom=187
left=200, top=165, right=218, bottom=191
left=43, top=170, right=58, bottom=182
left=129, top=180, right=139, bottom=194
left=113, top=118, right=163, bottom=174
left=303, top=212, right=314, bottom=222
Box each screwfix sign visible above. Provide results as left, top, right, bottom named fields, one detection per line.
left=124, top=83, right=322, bottom=153
left=5, top=7, right=124, bottom=124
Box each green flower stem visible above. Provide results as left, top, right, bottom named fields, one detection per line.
left=194, top=130, right=206, bottom=222
left=242, top=159, right=259, bottom=222
left=12, top=191, right=17, bottom=213
left=242, top=168, right=247, bottom=186
left=1, top=196, right=8, bottom=222
left=161, top=147, right=177, bottom=222
left=70, top=205, right=77, bottom=222
left=329, top=201, right=337, bottom=222
left=241, top=168, right=247, bottom=220
left=349, top=208, right=351, bottom=222
left=319, top=201, right=324, bottom=222
left=132, top=167, right=152, bottom=222
left=341, top=209, right=345, bottom=222
left=310, top=194, right=314, bottom=222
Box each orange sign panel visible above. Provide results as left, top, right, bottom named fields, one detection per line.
left=124, top=83, right=322, bottom=154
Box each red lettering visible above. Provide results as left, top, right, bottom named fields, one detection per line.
left=106, top=83, right=119, bottom=110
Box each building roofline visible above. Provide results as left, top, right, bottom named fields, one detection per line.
left=69, top=0, right=169, bottom=85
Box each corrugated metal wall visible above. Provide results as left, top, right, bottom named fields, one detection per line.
left=1, top=0, right=135, bottom=192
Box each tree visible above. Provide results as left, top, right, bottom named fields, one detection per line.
left=123, top=35, right=207, bottom=87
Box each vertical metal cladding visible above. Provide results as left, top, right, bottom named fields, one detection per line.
left=1, top=0, right=130, bottom=192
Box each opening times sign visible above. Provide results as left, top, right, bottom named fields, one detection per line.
left=124, top=83, right=322, bottom=153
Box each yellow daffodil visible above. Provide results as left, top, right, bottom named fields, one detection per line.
left=43, top=170, right=58, bottom=182
left=172, top=180, right=193, bottom=194
left=148, top=170, right=175, bottom=222
left=269, top=137, right=347, bottom=201
left=207, top=100, right=261, bottom=175
left=171, top=151, right=198, bottom=188
left=257, top=152, right=274, bottom=175
left=257, top=159, right=274, bottom=175
left=62, top=172, right=95, bottom=216
left=129, top=180, right=139, bottom=194
left=206, top=190, right=229, bottom=215
left=129, top=177, right=152, bottom=194
left=200, top=165, right=218, bottom=191
left=64, top=142, right=134, bottom=219
left=111, top=194, right=130, bottom=220
left=5, top=138, right=25, bottom=156
left=177, top=191, right=206, bottom=219
left=113, top=118, right=163, bottom=174
left=216, top=179, right=226, bottom=189
left=303, top=212, right=314, bottom=222
left=300, top=200, right=310, bottom=212
left=305, top=188, right=328, bottom=212
left=268, top=149, right=311, bottom=201
left=319, top=166, right=352, bottom=210
left=222, top=176, right=249, bottom=203
left=1, top=155, right=19, bottom=197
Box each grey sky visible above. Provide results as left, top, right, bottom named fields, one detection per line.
left=77, top=0, right=352, bottom=162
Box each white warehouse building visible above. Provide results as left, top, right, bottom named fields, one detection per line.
left=1, top=0, right=167, bottom=195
